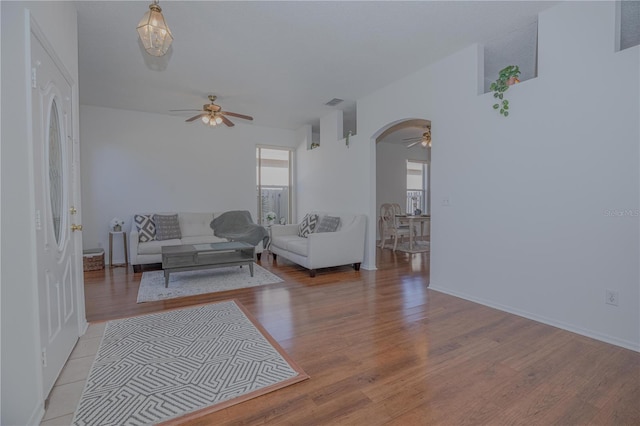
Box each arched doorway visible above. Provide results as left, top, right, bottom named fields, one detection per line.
left=371, top=118, right=431, bottom=269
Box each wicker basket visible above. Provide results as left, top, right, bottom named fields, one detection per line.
left=83, top=249, right=105, bottom=271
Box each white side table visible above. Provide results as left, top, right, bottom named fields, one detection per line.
left=109, top=231, right=128, bottom=267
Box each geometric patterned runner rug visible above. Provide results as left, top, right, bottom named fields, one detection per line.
left=394, top=240, right=430, bottom=254
left=137, top=264, right=284, bottom=303
left=72, top=301, right=308, bottom=426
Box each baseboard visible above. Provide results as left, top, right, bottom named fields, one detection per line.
left=429, top=283, right=640, bottom=353
left=361, top=262, right=377, bottom=271
left=29, top=402, right=45, bottom=426
left=79, top=318, right=89, bottom=336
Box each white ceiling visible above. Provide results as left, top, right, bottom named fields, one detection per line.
left=75, top=1, right=557, bottom=137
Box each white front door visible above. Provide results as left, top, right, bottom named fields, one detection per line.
left=31, top=27, right=82, bottom=397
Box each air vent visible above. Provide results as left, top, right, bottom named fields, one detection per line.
left=325, top=98, right=344, bottom=107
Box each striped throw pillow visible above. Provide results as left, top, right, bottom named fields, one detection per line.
left=316, top=215, right=341, bottom=233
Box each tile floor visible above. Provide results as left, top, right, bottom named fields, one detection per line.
left=40, top=322, right=105, bottom=426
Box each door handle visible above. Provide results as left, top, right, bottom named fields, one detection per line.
left=69, top=206, right=77, bottom=215
left=71, top=224, right=83, bottom=232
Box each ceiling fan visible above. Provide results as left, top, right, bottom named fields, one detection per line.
left=403, top=126, right=431, bottom=148
left=171, top=95, right=253, bottom=127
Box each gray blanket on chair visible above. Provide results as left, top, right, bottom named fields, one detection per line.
left=210, top=210, right=269, bottom=248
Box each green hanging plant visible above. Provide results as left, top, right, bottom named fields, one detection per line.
left=490, top=65, right=521, bottom=117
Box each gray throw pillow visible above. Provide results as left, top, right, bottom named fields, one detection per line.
left=154, top=214, right=182, bottom=240
left=316, top=215, right=341, bottom=233
left=297, top=214, right=318, bottom=238
left=134, top=214, right=156, bottom=242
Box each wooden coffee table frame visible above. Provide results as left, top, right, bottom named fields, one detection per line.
left=161, top=242, right=255, bottom=288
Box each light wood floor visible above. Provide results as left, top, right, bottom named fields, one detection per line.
left=77, top=249, right=639, bottom=425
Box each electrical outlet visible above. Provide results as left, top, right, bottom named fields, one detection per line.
left=442, top=197, right=450, bottom=207
left=605, top=289, right=619, bottom=306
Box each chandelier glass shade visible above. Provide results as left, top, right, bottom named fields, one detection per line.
left=137, top=1, right=173, bottom=57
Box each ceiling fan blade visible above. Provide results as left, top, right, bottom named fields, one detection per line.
left=221, top=111, right=254, bottom=121
left=186, top=113, right=206, bottom=122
left=220, top=115, right=235, bottom=127
left=406, top=141, right=420, bottom=148
left=402, top=137, right=422, bottom=141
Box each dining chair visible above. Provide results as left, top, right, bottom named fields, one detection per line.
left=378, top=203, right=392, bottom=247
left=391, top=203, right=417, bottom=238
left=379, top=203, right=413, bottom=251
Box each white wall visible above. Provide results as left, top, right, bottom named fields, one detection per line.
left=306, top=2, right=640, bottom=350
left=79, top=105, right=297, bottom=262
left=1, top=2, right=80, bottom=424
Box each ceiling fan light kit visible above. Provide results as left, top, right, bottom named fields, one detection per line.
left=137, top=0, right=173, bottom=57
left=202, top=114, right=224, bottom=127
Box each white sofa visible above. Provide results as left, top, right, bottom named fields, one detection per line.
left=129, top=212, right=264, bottom=272
left=269, top=212, right=367, bottom=277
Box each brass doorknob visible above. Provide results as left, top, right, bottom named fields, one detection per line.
left=71, top=224, right=83, bottom=232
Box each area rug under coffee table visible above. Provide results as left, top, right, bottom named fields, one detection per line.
left=72, top=300, right=308, bottom=426
left=137, top=264, right=283, bottom=303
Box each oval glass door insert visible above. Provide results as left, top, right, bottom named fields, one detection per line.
left=48, top=99, right=64, bottom=245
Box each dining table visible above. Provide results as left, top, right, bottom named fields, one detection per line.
left=395, top=214, right=431, bottom=250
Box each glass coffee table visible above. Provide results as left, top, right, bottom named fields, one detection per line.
left=161, top=241, right=255, bottom=288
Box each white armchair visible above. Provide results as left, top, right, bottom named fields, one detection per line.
left=269, top=212, right=367, bottom=277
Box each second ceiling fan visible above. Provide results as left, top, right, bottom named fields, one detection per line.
left=403, top=126, right=431, bottom=148
left=176, top=95, right=254, bottom=127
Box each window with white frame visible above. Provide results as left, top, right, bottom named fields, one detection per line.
left=406, top=160, right=429, bottom=214
left=256, top=146, right=292, bottom=225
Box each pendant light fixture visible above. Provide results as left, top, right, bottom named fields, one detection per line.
left=137, top=0, right=173, bottom=57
